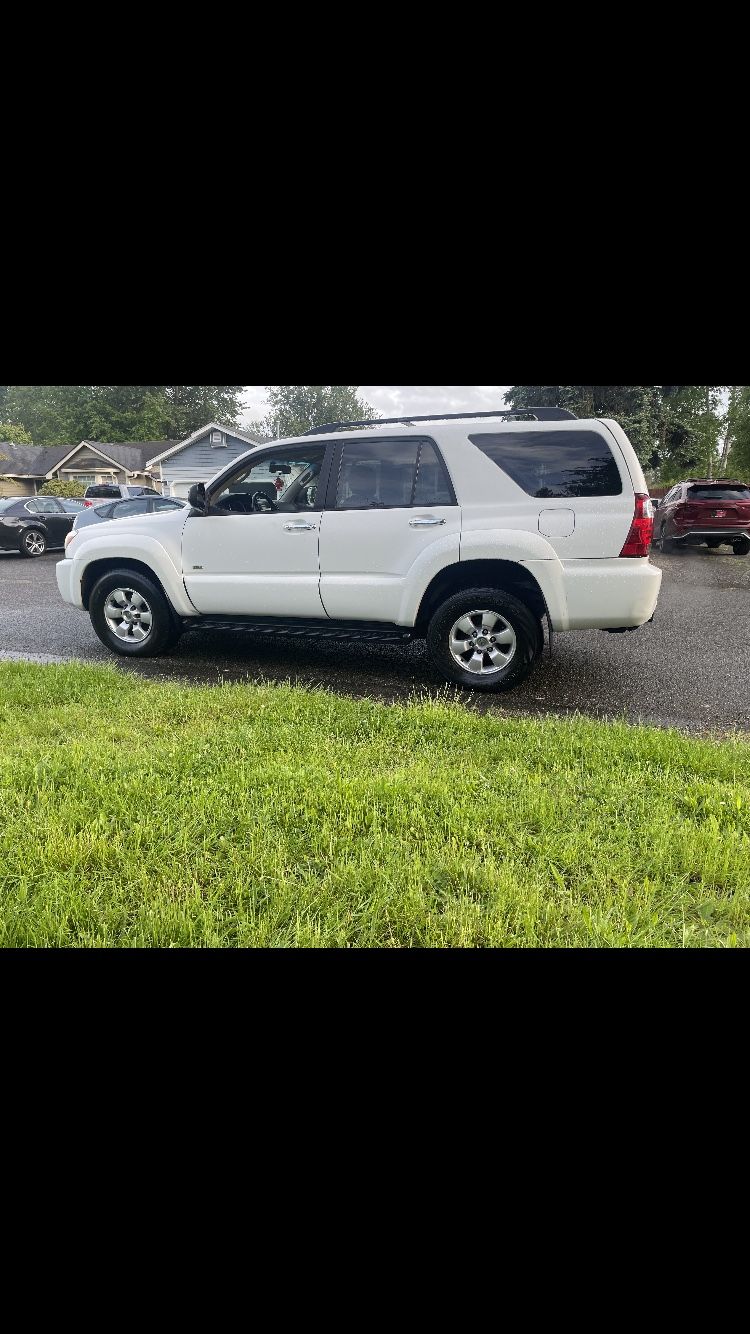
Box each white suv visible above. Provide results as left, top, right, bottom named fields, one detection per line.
left=57, top=408, right=662, bottom=693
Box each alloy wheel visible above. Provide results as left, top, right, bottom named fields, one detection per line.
left=23, top=530, right=46, bottom=556
left=103, top=588, right=154, bottom=642
left=448, top=609, right=517, bottom=676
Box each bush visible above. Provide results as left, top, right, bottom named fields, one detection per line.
left=39, top=479, right=86, bottom=498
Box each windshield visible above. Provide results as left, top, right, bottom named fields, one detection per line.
left=688, top=486, right=750, bottom=501
left=0, top=498, right=21, bottom=513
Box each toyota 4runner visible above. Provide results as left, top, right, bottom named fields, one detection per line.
left=57, top=408, right=662, bottom=693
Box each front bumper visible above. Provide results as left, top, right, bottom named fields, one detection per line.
left=56, top=557, right=83, bottom=608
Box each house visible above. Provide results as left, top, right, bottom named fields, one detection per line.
left=0, top=439, right=175, bottom=497
left=146, top=422, right=259, bottom=498
left=1, top=423, right=261, bottom=500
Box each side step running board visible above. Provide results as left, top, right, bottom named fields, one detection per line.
left=180, top=616, right=414, bottom=645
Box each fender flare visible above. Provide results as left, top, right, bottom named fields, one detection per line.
left=69, top=533, right=197, bottom=617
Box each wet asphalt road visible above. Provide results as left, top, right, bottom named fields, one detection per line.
left=1, top=547, right=748, bottom=733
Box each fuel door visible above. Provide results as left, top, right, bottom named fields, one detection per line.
left=539, top=508, right=575, bottom=539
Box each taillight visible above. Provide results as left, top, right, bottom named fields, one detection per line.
left=620, top=493, right=654, bottom=558
left=84, top=500, right=93, bottom=508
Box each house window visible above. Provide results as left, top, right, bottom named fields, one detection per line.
left=210, top=430, right=225, bottom=447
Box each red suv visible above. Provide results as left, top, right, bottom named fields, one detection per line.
left=653, top=479, right=750, bottom=556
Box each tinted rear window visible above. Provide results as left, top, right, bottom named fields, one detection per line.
left=86, top=486, right=120, bottom=498
left=687, top=486, right=750, bottom=501
left=468, top=430, right=623, bottom=499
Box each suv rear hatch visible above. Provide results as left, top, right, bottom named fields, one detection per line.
left=680, top=483, right=750, bottom=530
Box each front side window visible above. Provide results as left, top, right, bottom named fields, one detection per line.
left=211, top=445, right=327, bottom=514
left=27, top=498, right=60, bottom=514
left=469, top=430, right=623, bottom=499
left=151, top=498, right=181, bottom=512
left=335, top=438, right=454, bottom=510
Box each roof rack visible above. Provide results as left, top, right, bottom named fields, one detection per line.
left=304, top=407, right=577, bottom=436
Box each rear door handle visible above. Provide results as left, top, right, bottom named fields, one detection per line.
left=284, top=521, right=317, bottom=531
left=410, top=517, right=446, bottom=528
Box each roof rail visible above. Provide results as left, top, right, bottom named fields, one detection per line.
left=304, top=407, right=577, bottom=436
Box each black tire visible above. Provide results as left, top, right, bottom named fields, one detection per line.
left=89, top=568, right=182, bottom=658
left=733, top=537, right=750, bottom=556
left=19, top=527, right=47, bottom=558
left=657, top=524, right=676, bottom=554
left=427, top=587, right=543, bottom=693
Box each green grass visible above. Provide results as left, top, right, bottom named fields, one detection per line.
left=1, top=661, right=749, bottom=948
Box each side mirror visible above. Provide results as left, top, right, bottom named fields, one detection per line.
left=188, top=483, right=207, bottom=513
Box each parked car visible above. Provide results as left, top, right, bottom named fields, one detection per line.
left=653, top=479, right=750, bottom=555
left=66, top=495, right=188, bottom=546
left=57, top=408, right=662, bottom=692
left=0, top=495, right=83, bottom=557
left=83, top=484, right=161, bottom=508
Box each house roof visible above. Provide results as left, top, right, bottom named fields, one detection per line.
left=146, top=422, right=258, bottom=468
left=0, top=443, right=71, bottom=475
left=0, top=440, right=177, bottom=478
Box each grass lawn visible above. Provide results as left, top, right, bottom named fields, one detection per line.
left=1, top=661, right=749, bottom=948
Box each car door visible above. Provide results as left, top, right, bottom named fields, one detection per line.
left=318, top=436, right=461, bottom=624
left=181, top=442, right=332, bottom=617
left=27, top=498, right=70, bottom=546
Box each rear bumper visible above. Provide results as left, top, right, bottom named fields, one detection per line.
left=672, top=527, right=750, bottom=541
left=556, top=558, right=662, bottom=631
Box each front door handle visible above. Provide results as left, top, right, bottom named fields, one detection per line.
left=410, top=517, right=446, bottom=528
left=284, top=521, right=318, bottom=532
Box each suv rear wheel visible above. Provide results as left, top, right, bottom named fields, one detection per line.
left=427, top=587, right=542, bottom=693
left=89, top=569, right=182, bottom=657
left=733, top=537, right=750, bottom=556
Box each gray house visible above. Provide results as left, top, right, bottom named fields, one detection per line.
left=146, top=422, right=259, bottom=498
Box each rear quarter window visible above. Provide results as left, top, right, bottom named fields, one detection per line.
left=468, top=429, right=623, bottom=499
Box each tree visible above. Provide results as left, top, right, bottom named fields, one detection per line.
left=39, top=479, right=86, bottom=498
left=2, top=386, right=246, bottom=446
left=504, top=385, right=725, bottom=479
left=0, top=421, right=34, bottom=444
left=248, top=386, right=377, bottom=440
left=724, top=387, right=750, bottom=477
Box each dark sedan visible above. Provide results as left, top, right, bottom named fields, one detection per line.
left=0, top=495, right=86, bottom=557
left=69, top=494, right=188, bottom=543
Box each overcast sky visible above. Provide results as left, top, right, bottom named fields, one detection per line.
left=240, top=386, right=512, bottom=429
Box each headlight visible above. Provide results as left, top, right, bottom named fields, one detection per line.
left=64, top=530, right=78, bottom=552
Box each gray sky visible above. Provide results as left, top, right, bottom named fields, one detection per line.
left=241, top=386, right=512, bottom=429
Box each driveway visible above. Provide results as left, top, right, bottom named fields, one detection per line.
left=1, top=547, right=749, bottom=733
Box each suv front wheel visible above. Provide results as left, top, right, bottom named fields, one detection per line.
left=427, top=587, right=542, bottom=693
left=89, top=569, right=182, bottom=657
